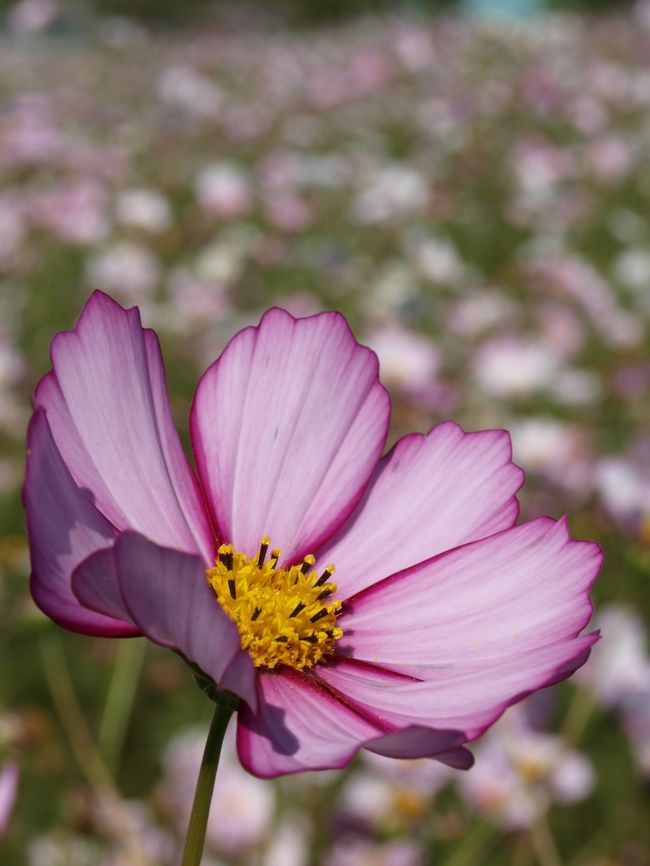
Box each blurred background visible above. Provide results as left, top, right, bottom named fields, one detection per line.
left=2, top=0, right=650, bottom=864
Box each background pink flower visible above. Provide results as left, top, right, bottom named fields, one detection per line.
left=0, top=762, right=18, bottom=837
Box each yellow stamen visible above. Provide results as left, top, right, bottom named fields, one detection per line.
left=206, top=540, right=343, bottom=671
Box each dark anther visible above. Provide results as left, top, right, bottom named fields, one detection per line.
left=251, top=607, right=261, bottom=621
left=257, top=541, right=269, bottom=568
left=317, top=588, right=332, bottom=600
left=314, top=568, right=333, bottom=588
left=300, top=635, right=318, bottom=643
left=219, top=550, right=234, bottom=570
left=300, top=556, right=315, bottom=574
left=276, top=635, right=288, bottom=643
left=228, top=579, right=236, bottom=599
left=289, top=602, right=306, bottom=618
left=310, top=608, right=328, bottom=623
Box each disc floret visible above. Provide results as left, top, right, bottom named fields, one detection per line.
left=206, top=538, right=343, bottom=671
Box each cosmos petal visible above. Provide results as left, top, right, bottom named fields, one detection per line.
left=341, top=517, right=601, bottom=677
left=363, top=725, right=469, bottom=761
left=319, top=635, right=597, bottom=741
left=33, top=291, right=213, bottom=562
left=190, top=307, right=390, bottom=564
left=24, top=409, right=138, bottom=637
left=71, top=546, right=134, bottom=625
left=434, top=748, right=476, bottom=770
left=320, top=422, right=524, bottom=598
left=237, top=666, right=469, bottom=777
left=113, top=532, right=257, bottom=709
left=236, top=669, right=384, bottom=778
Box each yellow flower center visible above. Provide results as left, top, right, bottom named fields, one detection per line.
left=206, top=538, right=343, bottom=671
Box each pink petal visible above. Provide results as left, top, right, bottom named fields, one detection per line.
left=319, top=423, right=524, bottom=598
left=71, top=546, right=134, bottom=625
left=112, top=532, right=257, bottom=709
left=363, top=725, right=467, bottom=760
left=434, top=748, right=476, bottom=770
left=237, top=669, right=383, bottom=777
left=236, top=667, right=468, bottom=777
left=319, top=635, right=597, bottom=741
left=341, top=518, right=601, bottom=677
left=191, top=307, right=389, bottom=564
left=34, top=291, right=213, bottom=562
left=24, top=409, right=138, bottom=637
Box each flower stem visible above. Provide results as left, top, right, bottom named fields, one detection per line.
left=530, top=814, right=562, bottom=866
left=99, top=639, right=146, bottom=772
left=180, top=702, right=234, bottom=866
left=40, top=637, right=117, bottom=794
left=441, top=821, right=496, bottom=866
left=562, top=685, right=595, bottom=748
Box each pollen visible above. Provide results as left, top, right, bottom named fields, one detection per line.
left=206, top=538, right=343, bottom=671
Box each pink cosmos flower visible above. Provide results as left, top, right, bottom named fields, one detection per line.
left=24, top=291, right=601, bottom=778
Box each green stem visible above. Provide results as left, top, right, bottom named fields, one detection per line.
left=441, top=821, right=496, bottom=866
left=181, top=702, right=234, bottom=866
left=561, top=686, right=595, bottom=748
left=99, top=639, right=146, bottom=771
left=40, top=637, right=117, bottom=794
left=530, top=814, right=562, bottom=866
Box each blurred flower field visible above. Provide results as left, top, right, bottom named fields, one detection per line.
left=2, top=5, right=650, bottom=865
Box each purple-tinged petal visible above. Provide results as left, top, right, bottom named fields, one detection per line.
left=33, top=291, right=213, bottom=562
left=319, top=635, right=597, bottom=742
left=340, top=518, right=601, bottom=677
left=24, top=409, right=138, bottom=637
left=320, top=422, right=524, bottom=598
left=237, top=667, right=467, bottom=777
left=113, top=532, right=257, bottom=710
left=364, top=725, right=467, bottom=760
left=71, top=546, right=133, bottom=625
left=434, top=748, right=475, bottom=770
left=0, top=761, right=18, bottom=836
left=191, top=307, right=390, bottom=564
left=237, top=669, right=384, bottom=778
